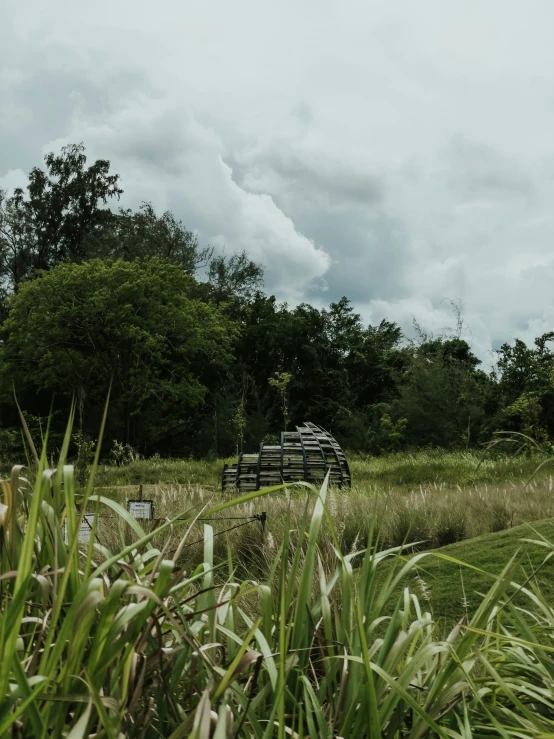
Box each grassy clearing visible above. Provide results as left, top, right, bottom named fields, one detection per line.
left=6, top=439, right=554, bottom=735
left=91, top=454, right=554, bottom=583
left=390, top=518, right=554, bottom=625
left=90, top=449, right=554, bottom=632
left=348, top=448, right=554, bottom=488
left=93, top=448, right=554, bottom=490
left=90, top=475, right=554, bottom=637
left=94, top=455, right=225, bottom=487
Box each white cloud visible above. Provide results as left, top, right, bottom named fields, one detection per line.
left=0, top=169, right=28, bottom=191
left=2, top=0, right=554, bottom=356
left=45, top=98, right=331, bottom=301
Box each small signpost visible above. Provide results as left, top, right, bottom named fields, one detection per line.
left=63, top=514, right=96, bottom=544
left=127, top=499, right=155, bottom=521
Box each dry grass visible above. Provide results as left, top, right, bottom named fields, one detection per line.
left=91, top=470, right=554, bottom=583
left=92, top=448, right=554, bottom=490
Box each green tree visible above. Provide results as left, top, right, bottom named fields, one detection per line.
left=393, top=338, right=491, bottom=448
left=1, top=258, right=234, bottom=451
left=268, top=371, right=293, bottom=431
left=221, top=294, right=406, bottom=451
left=0, top=143, right=122, bottom=289
left=495, top=332, right=554, bottom=441
left=206, top=250, right=264, bottom=303
left=84, top=201, right=211, bottom=273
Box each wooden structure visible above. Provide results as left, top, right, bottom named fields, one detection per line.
left=222, top=422, right=351, bottom=492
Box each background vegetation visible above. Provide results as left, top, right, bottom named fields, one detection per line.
left=2, top=143, right=554, bottom=463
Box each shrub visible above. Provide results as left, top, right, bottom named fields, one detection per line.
left=384, top=507, right=430, bottom=548
left=109, top=439, right=142, bottom=466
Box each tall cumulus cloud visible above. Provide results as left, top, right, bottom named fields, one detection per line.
left=2, top=0, right=554, bottom=357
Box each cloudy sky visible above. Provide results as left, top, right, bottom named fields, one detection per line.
left=2, top=0, right=554, bottom=365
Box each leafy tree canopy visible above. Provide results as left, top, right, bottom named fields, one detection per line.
left=1, top=258, right=235, bottom=452
left=0, top=143, right=122, bottom=289
left=2, top=142, right=554, bottom=458
left=494, top=332, right=554, bottom=441
left=84, top=201, right=211, bottom=274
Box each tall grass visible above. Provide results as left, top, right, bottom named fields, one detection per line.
left=94, top=475, right=554, bottom=570
left=94, top=455, right=225, bottom=488
left=3, top=429, right=554, bottom=735
left=348, top=447, right=554, bottom=487
left=91, top=447, right=554, bottom=491
left=90, top=447, right=554, bottom=572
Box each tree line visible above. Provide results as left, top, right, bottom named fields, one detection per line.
left=0, top=143, right=552, bottom=461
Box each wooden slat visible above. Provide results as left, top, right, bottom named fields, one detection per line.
left=222, top=421, right=351, bottom=492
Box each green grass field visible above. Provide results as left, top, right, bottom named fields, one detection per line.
left=5, top=444, right=554, bottom=735
left=91, top=448, right=554, bottom=626
left=93, top=448, right=554, bottom=490
left=389, top=518, right=554, bottom=624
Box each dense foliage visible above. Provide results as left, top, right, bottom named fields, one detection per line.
left=2, top=258, right=233, bottom=453
left=1, top=144, right=554, bottom=460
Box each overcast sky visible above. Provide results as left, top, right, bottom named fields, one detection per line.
left=2, top=0, right=554, bottom=365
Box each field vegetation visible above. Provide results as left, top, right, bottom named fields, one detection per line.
left=94, top=449, right=554, bottom=554
left=2, top=424, right=554, bottom=735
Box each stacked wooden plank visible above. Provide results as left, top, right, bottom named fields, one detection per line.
left=305, top=422, right=351, bottom=488
left=221, top=422, right=351, bottom=492
left=257, top=444, right=282, bottom=488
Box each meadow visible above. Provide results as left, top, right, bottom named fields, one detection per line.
left=94, top=447, right=554, bottom=490
left=3, top=441, right=554, bottom=736
left=92, top=449, right=554, bottom=586
left=90, top=447, right=554, bottom=640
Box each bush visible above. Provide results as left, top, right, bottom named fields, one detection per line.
left=384, top=507, right=430, bottom=548
left=109, top=439, right=142, bottom=466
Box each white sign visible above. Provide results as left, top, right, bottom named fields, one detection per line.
left=63, top=514, right=96, bottom=544
left=127, top=500, right=154, bottom=520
